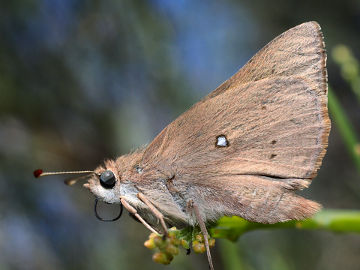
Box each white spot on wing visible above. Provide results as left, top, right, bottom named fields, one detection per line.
left=136, top=166, right=143, bottom=174
left=216, top=135, right=228, bottom=147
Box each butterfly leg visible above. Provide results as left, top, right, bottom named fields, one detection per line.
left=120, top=196, right=160, bottom=235
left=190, top=201, right=215, bottom=270
left=137, top=193, right=168, bottom=236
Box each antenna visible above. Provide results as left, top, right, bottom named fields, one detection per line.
left=33, top=169, right=95, bottom=185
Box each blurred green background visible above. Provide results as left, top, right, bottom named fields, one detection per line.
left=1, top=0, right=360, bottom=269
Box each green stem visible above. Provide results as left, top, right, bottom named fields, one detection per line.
left=328, top=87, right=360, bottom=173
left=211, top=209, right=360, bottom=241
left=332, top=45, right=360, bottom=104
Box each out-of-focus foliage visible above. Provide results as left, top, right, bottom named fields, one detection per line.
left=332, top=45, right=360, bottom=103
left=1, top=0, right=360, bottom=270
left=329, top=46, right=360, bottom=173
left=328, top=86, right=360, bottom=173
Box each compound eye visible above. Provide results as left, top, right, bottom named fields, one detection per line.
left=99, top=170, right=116, bottom=189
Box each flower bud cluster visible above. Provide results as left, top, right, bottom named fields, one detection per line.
left=144, top=228, right=184, bottom=265
left=192, top=233, right=215, bottom=253
left=144, top=227, right=216, bottom=265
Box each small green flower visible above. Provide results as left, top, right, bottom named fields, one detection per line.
left=180, top=239, right=190, bottom=249
left=152, top=252, right=173, bottom=265
left=165, top=244, right=179, bottom=255
left=144, top=239, right=156, bottom=250
left=192, top=240, right=206, bottom=253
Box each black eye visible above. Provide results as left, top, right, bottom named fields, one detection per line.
left=99, top=170, right=116, bottom=189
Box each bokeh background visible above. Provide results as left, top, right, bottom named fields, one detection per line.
left=1, top=0, right=360, bottom=269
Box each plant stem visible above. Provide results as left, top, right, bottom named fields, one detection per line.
left=211, top=209, right=360, bottom=241
left=328, top=87, right=360, bottom=173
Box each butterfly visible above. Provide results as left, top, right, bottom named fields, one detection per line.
left=35, top=21, right=330, bottom=270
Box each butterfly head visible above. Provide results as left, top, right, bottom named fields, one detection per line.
left=84, top=162, right=122, bottom=204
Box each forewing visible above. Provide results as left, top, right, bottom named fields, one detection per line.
left=142, top=77, right=329, bottom=182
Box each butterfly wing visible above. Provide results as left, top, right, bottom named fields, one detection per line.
left=140, top=22, right=330, bottom=223
left=206, top=21, right=327, bottom=99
